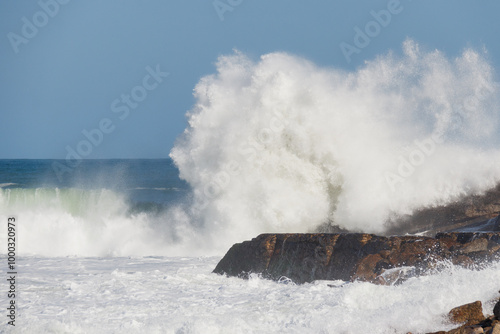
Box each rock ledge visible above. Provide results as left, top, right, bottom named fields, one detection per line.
left=213, top=232, right=500, bottom=284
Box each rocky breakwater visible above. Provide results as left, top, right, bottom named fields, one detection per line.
left=213, top=231, right=500, bottom=284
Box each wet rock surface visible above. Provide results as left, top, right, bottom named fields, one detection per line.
left=448, top=301, right=486, bottom=327
left=385, top=184, right=500, bottom=236
left=214, top=232, right=500, bottom=284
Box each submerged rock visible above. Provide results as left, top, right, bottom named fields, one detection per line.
left=213, top=232, right=500, bottom=284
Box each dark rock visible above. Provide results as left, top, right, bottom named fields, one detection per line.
left=213, top=232, right=500, bottom=284
left=494, top=300, right=500, bottom=319
left=385, top=184, right=500, bottom=236
left=212, top=234, right=277, bottom=279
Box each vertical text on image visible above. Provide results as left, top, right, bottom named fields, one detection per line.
left=6, top=217, right=17, bottom=326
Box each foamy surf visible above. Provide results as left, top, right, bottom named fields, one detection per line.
left=0, top=187, right=169, bottom=257
left=1, top=256, right=498, bottom=333
left=0, top=183, right=17, bottom=188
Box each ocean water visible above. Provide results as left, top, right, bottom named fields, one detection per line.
left=0, top=159, right=191, bottom=257
left=2, top=40, right=500, bottom=333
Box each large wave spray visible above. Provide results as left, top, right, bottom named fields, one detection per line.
left=0, top=188, right=171, bottom=256
left=171, top=40, right=500, bottom=248
left=3, top=40, right=500, bottom=257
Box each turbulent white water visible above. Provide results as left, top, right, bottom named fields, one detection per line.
left=1, top=256, right=498, bottom=334
left=171, top=39, right=500, bottom=248
left=1, top=41, right=500, bottom=333
left=0, top=188, right=170, bottom=257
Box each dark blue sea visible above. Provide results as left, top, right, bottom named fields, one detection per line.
left=0, top=159, right=195, bottom=258
left=0, top=159, right=189, bottom=212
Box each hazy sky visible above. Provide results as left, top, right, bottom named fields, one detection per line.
left=1, top=0, right=499, bottom=159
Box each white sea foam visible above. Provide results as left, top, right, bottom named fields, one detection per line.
left=0, top=183, right=17, bottom=188
left=171, top=39, right=500, bottom=249
left=0, top=188, right=169, bottom=257
left=1, top=256, right=498, bottom=333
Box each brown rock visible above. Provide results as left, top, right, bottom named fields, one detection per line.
left=469, top=327, right=485, bottom=334
left=468, top=326, right=484, bottom=334
left=459, top=239, right=489, bottom=254
left=212, top=234, right=278, bottom=278
left=452, top=255, right=474, bottom=268
left=449, top=301, right=486, bottom=326
left=445, top=325, right=484, bottom=334
left=488, top=323, right=500, bottom=334
left=214, top=232, right=500, bottom=284
left=489, top=244, right=500, bottom=254
left=354, top=253, right=384, bottom=282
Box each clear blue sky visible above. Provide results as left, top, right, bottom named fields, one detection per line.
left=1, top=0, right=499, bottom=159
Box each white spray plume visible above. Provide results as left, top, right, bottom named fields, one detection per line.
left=171, top=39, right=500, bottom=248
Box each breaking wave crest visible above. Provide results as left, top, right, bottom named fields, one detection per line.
left=0, top=187, right=173, bottom=256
